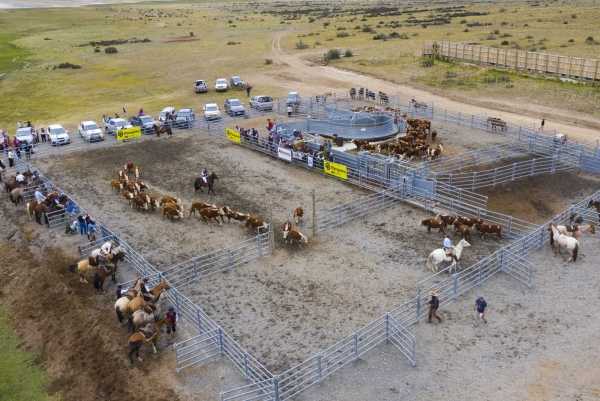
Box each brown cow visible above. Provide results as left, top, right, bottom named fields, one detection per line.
left=222, top=206, right=249, bottom=223
left=421, top=217, right=446, bottom=233
left=437, top=214, right=456, bottom=225
left=132, top=193, right=150, bottom=211
left=110, top=179, right=123, bottom=192
left=160, top=196, right=180, bottom=207
left=246, top=215, right=269, bottom=233
left=286, top=229, right=308, bottom=246
left=199, top=207, right=225, bottom=224
left=454, top=223, right=472, bottom=242
left=475, top=222, right=502, bottom=239
left=163, top=204, right=183, bottom=220
left=293, top=207, right=304, bottom=225
left=190, top=201, right=217, bottom=216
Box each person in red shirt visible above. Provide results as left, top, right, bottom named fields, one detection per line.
left=166, top=306, right=177, bottom=337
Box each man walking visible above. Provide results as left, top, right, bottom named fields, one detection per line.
left=287, top=104, right=293, bottom=118
left=7, top=149, right=15, bottom=168
left=476, top=296, right=488, bottom=324
left=540, top=118, right=545, bottom=131
left=245, top=84, right=252, bottom=97
left=428, top=290, right=442, bottom=323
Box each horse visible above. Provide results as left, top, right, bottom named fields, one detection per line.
left=130, top=307, right=157, bottom=332
left=455, top=216, right=482, bottom=227
left=9, top=187, right=24, bottom=205
left=437, top=215, right=456, bottom=225
left=33, top=202, right=50, bottom=225
left=293, top=207, right=304, bottom=225
left=475, top=222, right=502, bottom=239
left=194, top=172, right=218, bottom=195
left=557, top=223, right=595, bottom=240
left=549, top=224, right=579, bottom=262
left=115, top=294, right=149, bottom=323
left=148, top=280, right=170, bottom=302
left=587, top=200, right=600, bottom=222
left=68, top=246, right=124, bottom=284
left=421, top=217, right=446, bottom=233
left=426, top=238, right=471, bottom=273
left=454, top=223, right=472, bottom=242
left=128, top=319, right=167, bottom=365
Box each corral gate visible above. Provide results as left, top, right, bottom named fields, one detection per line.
left=580, top=154, right=600, bottom=174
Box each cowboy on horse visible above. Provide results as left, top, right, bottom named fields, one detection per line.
left=443, top=236, right=459, bottom=263
left=200, top=168, right=209, bottom=184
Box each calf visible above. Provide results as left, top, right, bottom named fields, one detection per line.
left=190, top=201, right=217, bottom=216
left=163, top=204, right=184, bottom=220
left=199, top=207, right=225, bottom=224
left=246, top=215, right=269, bottom=233
left=286, top=229, right=308, bottom=246
left=293, top=207, right=304, bottom=225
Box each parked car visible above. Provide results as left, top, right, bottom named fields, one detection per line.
left=175, top=108, right=196, bottom=128
left=104, top=118, right=132, bottom=135
left=203, top=103, right=222, bottom=120
left=47, top=124, right=70, bottom=146
left=214, top=78, right=229, bottom=92
left=250, top=95, right=274, bottom=111
left=230, top=75, right=245, bottom=88
left=159, top=106, right=176, bottom=122
left=78, top=121, right=104, bottom=142
left=130, top=115, right=158, bottom=134
left=224, top=98, right=246, bottom=117
left=286, top=91, right=301, bottom=106
left=15, top=126, right=35, bottom=145
left=194, top=80, right=208, bottom=93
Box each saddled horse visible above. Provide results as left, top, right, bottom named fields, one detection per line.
left=115, top=280, right=170, bottom=324
left=68, top=245, right=125, bottom=285
left=549, top=224, right=579, bottom=262
left=556, top=223, right=595, bottom=240
left=426, top=239, right=471, bottom=273
left=128, top=319, right=167, bottom=364
left=194, top=172, right=218, bottom=195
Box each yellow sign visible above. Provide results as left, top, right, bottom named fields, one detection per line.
left=116, top=126, right=142, bottom=141
left=324, top=161, right=348, bottom=180
left=225, top=128, right=241, bottom=144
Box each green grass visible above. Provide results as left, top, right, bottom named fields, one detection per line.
left=0, top=308, right=56, bottom=401
left=0, top=33, right=29, bottom=74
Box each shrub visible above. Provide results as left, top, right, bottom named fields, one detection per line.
left=563, top=21, right=568, bottom=24
left=105, top=46, right=118, bottom=54
left=585, top=36, right=596, bottom=44
left=55, top=62, right=82, bottom=69
left=463, top=28, right=469, bottom=32
left=389, top=31, right=400, bottom=38
left=94, top=47, right=101, bottom=53
left=336, top=31, right=349, bottom=38
left=568, top=38, right=575, bottom=43
left=400, top=33, right=409, bottom=39
left=323, top=22, right=330, bottom=27
left=337, top=26, right=346, bottom=30
left=486, top=34, right=496, bottom=40
left=500, top=33, right=512, bottom=38
left=344, top=49, right=353, bottom=57
left=324, top=48, right=341, bottom=61
left=314, top=41, right=321, bottom=46
left=189, top=32, right=194, bottom=37
left=501, top=21, right=508, bottom=26
left=526, top=35, right=534, bottom=39
left=226, top=41, right=240, bottom=45
left=373, top=33, right=388, bottom=40
left=460, top=19, right=467, bottom=24
left=501, top=40, right=509, bottom=46
left=493, top=29, right=500, bottom=34
left=295, top=40, right=309, bottom=49
left=361, top=25, right=373, bottom=33
left=421, top=57, right=434, bottom=67
left=308, top=17, right=315, bottom=23
left=264, top=58, right=273, bottom=65
left=571, top=14, right=577, bottom=19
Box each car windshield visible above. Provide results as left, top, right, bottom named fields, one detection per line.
left=139, top=116, right=153, bottom=123
left=50, top=127, right=65, bottom=135
left=261, top=97, right=272, bottom=102
left=229, top=100, right=241, bottom=107
left=178, top=110, right=191, bottom=116
left=205, top=105, right=218, bottom=112
left=16, top=128, right=31, bottom=136
left=196, top=81, right=205, bottom=85
left=232, top=77, right=241, bottom=82
left=216, top=79, right=227, bottom=84
left=84, top=123, right=98, bottom=130
left=113, top=120, right=127, bottom=127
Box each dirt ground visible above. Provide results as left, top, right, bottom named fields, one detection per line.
left=296, top=234, right=600, bottom=401
left=482, top=171, right=600, bottom=223
left=34, top=133, right=360, bottom=266
left=186, top=202, right=508, bottom=373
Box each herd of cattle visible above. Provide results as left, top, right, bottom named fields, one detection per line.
left=354, top=117, right=443, bottom=161
left=421, top=214, right=503, bottom=242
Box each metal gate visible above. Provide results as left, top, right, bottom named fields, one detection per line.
left=174, top=330, right=221, bottom=372
left=386, top=314, right=416, bottom=367
left=580, top=154, right=600, bottom=174
left=46, top=208, right=67, bottom=229
left=411, top=176, right=436, bottom=200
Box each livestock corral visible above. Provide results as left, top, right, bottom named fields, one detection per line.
left=3, top=93, right=600, bottom=401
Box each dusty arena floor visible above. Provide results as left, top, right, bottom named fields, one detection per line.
left=481, top=171, right=600, bottom=223
left=34, top=133, right=360, bottom=266
left=185, top=202, right=508, bottom=372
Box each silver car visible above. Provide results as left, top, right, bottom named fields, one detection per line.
left=224, top=98, right=246, bottom=117
left=78, top=120, right=104, bottom=142
left=250, top=95, right=274, bottom=111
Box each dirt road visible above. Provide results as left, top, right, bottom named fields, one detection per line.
left=249, top=32, right=600, bottom=145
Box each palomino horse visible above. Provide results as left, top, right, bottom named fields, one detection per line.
left=114, top=280, right=170, bottom=323
left=69, top=245, right=125, bottom=284
left=128, top=319, right=167, bottom=364
left=549, top=224, right=579, bottom=262
left=194, top=172, right=218, bottom=195
left=426, top=239, right=471, bottom=273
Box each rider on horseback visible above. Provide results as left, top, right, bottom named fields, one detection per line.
left=200, top=168, right=209, bottom=184
left=443, top=236, right=459, bottom=263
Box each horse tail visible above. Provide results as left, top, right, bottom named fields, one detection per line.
left=573, top=243, right=579, bottom=262
left=426, top=253, right=434, bottom=272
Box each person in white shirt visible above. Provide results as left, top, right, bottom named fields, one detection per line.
left=15, top=172, right=25, bottom=184
left=443, top=236, right=458, bottom=263
left=34, top=189, right=46, bottom=203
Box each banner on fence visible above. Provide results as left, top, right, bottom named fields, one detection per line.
left=225, top=128, right=241, bottom=144
left=308, top=155, right=314, bottom=168
left=117, top=127, right=141, bottom=141
left=278, top=147, right=292, bottom=162
left=292, top=150, right=305, bottom=161
left=324, top=160, right=348, bottom=180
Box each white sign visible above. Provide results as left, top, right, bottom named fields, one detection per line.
left=277, top=147, right=292, bottom=162
left=292, top=150, right=305, bottom=160
left=307, top=155, right=314, bottom=168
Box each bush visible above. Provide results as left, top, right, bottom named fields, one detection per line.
left=421, top=57, right=434, bottom=67
left=227, top=41, right=240, bottom=45
left=324, top=48, right=341, bottom=61
left=585, top=36, right=596, bottom=44
left=104, top=46, right=118, bottom=54
left=94, top=47, right=101, bottom=53
left=55, top=62, right=82, bottom=69
left=189, top=32, right=194, bottom=37
left=295, top=40, right=309, bottom=49
left=493, top=29, right=500, bottom=34
left=571, top=14, right=577, bottom=19
left=323, top=22, right=330, bottom=27
left=344, top=49, right=353, bottom=57
left=501, top=40, right=509, bottom=46
left=460, top=19, right=467, bottom=24
left=336, top=31, right=349, bottom=38
left=463, top=28, right=470, bottom=32
left=264, top=58, right=273, bottom=65
left=308, top=17, right=315, bottom=23
left=389, top=31, right=400, bottom=38
left=373, top=33, right=388, bottom=40
left=361, top=25, right=374, bottom=33
left=568, top=38, right=575, bottom=43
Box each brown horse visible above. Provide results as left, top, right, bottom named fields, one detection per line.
left=437, top=214, right=456, bottom=225
left=475, top=222, right=502, bottom=239
left=587, top=200, right=600, bottom=222
left=454, top=223, right=472, bottom=242
left=456, top=216, right=483, bottom=227
left=128, top=318, right=167, bottom=364
left=9, top=187, right=24, bottom=205
left=421, top=217, right=446, bottom=233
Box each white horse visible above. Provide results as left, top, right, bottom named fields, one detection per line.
left=556, top=223, right=595, bottom=240
left=549, top=224, right=579, bottom=262
left=426, top=239, right=471, bottom=273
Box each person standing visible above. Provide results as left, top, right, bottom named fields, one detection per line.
left=428, top=290, right=442, bottom=323
left=540, top=118, right=545, bottom=131
left=77, top=215, right=87, bottom=236
left=40, top=127, right=47, bottom=143
left=7, top=149, right=14, bottom=168
left=287, top=104, right=293, bottom=118
left=476, top=296, right=488, bottom=324
left=245, top=84, right=252, bottom=97
left=166, top=306, right=177, bottom=337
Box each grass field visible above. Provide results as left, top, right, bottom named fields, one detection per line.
left=0, top=308, right=56, bottom=401
left=1, top=1, right=599, bottom=130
